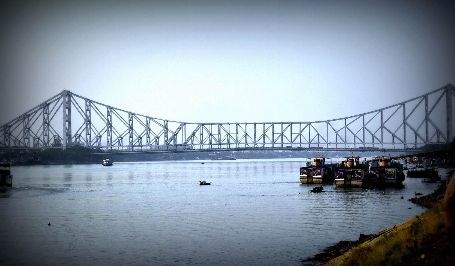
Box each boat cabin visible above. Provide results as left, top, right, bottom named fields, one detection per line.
left=312, top=157, right=325, bottom=167
left=379, top=157, right=391, bottom=167
left=342, top=157, right=360, bottom=168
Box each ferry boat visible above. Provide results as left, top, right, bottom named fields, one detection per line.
left=299, top=157, right=335, bottom=184
left=364, top=157, right=405, bottom=187
left=334, top=157, right=364, bottom=188
left=102, top=158, right=113, bottom=166
left=0, top=162, right=13, bottom=188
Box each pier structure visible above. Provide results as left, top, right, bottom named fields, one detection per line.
left=0, top=84, right=454, bottom=153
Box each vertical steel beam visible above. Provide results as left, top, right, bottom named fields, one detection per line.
left=200, top=124, right=204, bottom=149
left=447, top=86, right=453, bottom=142
left=129, top=113, right=134, bottom=151
left=106, top=107, right=112, bottom=150
left=335, top=133, right=338, bottom=149
left=227, top=123, right=231, bottom=149
left=146, top=118, right=151, bottom=148
left=280, top=123, right=283, bottom=148
left=380, top=110, right=383, bottom=148
left=164, top=120, right=168, bottom=148
left=326, top=122, right=328, bottom=148
left=209, top=124, right=213, bottom=149
left=62, top=91, right=71, bottom=149
left=23, top=115, right=30, bottom=147
left=262, top=123, right=266, bottom=148
left=403, top=103, right=406, bottom=148
left=425, top=95, right=429, bottom=143
left=344, top=119, right=347, bottom=148
left=33, top=137, right=39, bottom=148
left=244, top=123, right=247, bottom=148
left=183, top=123, right=186, bottom=148
left=362, top=115, right=365, bottom=146
left=290, top=123, right=293, bottom=147
left=85, top=99, right=91, bottom=147
left=236, top=123, right=239, bottom=148
left=218, top=124, right=221, bottom=148
left=96, top=135, right=101, bottom=147
left=253, top=123, right=257, bottom=147
left=272, top=123, right=275, bottom=148
left=308, top=123, right=311, bottom=148
left=43, top=103, right=50, bottom=147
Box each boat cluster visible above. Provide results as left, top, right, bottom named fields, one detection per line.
left=300, top=156, right=406, bottom=188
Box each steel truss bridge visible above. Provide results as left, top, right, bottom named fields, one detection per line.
left=1, top=84, right=454, bottom=153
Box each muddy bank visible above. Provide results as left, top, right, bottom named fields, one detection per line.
left=304, top=169, right=453, bottom=265
left=325, top=172, right=455, bottom=265
left=301, top=234, right=377, bottom=265
left=409, top=170, right=453, bottom=208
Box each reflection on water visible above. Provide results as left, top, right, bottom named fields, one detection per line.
left=0, top=159, right=444, bottom=265
left=63, top=172, right=72, bottom=188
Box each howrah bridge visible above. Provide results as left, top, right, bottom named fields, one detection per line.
left=0, top=84, right=454, bottom=153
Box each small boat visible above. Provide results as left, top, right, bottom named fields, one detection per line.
left=199, top=181, right=211, bottom=185
left=102, top=158, right=113, bottom=166
left=0, top=162, right=13, bottom=188
left=311, top=186, right=324, bottom=193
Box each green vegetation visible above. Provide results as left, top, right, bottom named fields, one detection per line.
left=328, top=174, right=455, bottom=265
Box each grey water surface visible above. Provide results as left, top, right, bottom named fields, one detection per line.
left=0, top=159, right=442, bottom=265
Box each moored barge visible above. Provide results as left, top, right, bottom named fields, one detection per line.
left=334, top=157, right=364, bottom=188
left=299, top=157, right=335, bottom=184
left=364, top=157, right=405, bottom=188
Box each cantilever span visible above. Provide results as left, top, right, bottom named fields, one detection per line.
left=1, top=84, right=454, bottom=152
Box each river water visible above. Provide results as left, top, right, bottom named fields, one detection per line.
left=0, top=159, right=443, bottom=265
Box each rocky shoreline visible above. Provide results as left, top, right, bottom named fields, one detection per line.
left=303, top=168, right=453, bottom=265
left=301, top=233, right=378, bottom=265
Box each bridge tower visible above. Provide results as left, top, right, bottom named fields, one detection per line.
left=447, top=84, right=454, bottom=142
left=62, top=90, right=72, bottom=150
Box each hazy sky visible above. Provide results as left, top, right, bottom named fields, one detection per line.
left=0, top=0, right=454, bottom=125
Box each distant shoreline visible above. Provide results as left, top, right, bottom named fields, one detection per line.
left=0, top=146, right=420, bottom=166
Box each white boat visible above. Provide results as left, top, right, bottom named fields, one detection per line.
left=102, top=159, right=113, bottom=166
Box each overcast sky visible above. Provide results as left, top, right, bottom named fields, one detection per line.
left=0, top=0, right=454, bottom=125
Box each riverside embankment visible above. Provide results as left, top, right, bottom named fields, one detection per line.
left=321, top=171, right=455, bottom=265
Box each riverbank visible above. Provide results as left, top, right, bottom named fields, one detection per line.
left=0, top=146, right=412, bottom=166
left=304, top=170, right=455, bottom=265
